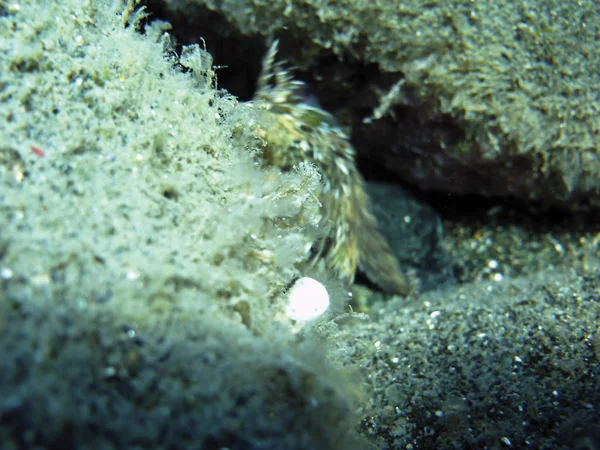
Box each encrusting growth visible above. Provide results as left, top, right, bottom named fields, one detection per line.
left=252, top=41, right=410, bottom=296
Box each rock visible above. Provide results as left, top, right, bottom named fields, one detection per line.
left=160, top=0, right=600, bottom=210
left=367, top=182, right=455, bottom=292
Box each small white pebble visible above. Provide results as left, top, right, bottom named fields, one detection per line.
left=286, top=277, right=329, bottom=322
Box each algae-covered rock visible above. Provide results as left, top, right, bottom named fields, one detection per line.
left=0, top=1, right=364, bottom=448
left=161, top=0, right=600, bottom=210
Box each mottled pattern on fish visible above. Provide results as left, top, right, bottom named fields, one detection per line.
left=253, top=41, right=410, bottom=296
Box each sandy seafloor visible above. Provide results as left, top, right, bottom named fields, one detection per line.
left=0, top=1, right=599, bottom=449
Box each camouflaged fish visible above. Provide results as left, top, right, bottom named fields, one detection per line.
left=253, top=41, right=410, bottom=296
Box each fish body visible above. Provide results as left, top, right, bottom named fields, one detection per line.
left=253, top=41, right=410, bottom=296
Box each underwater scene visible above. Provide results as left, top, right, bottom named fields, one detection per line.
left=1, top=0, right=599, bottom=448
